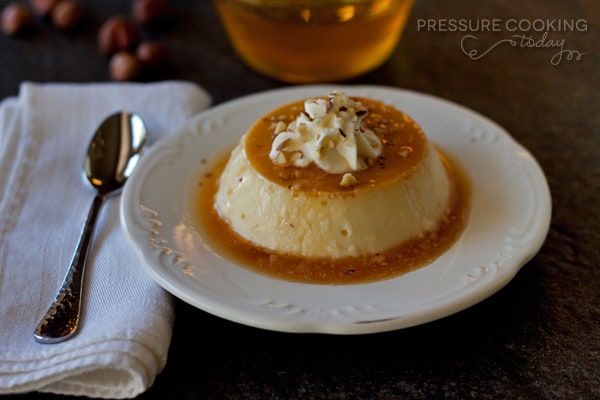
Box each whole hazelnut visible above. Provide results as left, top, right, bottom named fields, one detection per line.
left=52, top=0, right=84, bottom=31
left=133, top=0, right=172, bottom=27
left=98, top=15, right=141, bottom=57
left=136, top=41, right=169, bottom=69
left=30, top=0, right=59, bottom=17
left=109, top=51, right=141, bottom=81
left=1, top=3, right=34, bottom=36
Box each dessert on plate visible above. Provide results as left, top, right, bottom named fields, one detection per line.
left=200, top=91, right=469, bottom=284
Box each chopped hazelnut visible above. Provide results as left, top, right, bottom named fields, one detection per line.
left=339, top=173, right=358, bottom=187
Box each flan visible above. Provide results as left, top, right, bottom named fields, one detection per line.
left=213, top=92, right=452, bottom=259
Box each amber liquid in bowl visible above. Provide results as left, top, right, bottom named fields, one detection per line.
left=213, top=0, right=414, bottom=83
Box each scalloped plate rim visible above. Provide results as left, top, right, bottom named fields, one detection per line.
left=120, top=84, right=552, bottom=334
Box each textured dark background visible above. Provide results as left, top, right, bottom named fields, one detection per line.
left=1, top=0, right=598, bottom=399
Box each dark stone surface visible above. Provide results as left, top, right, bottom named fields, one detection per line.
left=1, top=0, right=598, bottom=399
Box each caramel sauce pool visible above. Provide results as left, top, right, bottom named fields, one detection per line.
left=197, top=99, right=471, bottom=285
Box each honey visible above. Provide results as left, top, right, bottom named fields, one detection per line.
left=212, top=0, right=415, bottom=83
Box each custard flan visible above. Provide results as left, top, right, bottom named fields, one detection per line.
left=214, top=92, right=452, bottom=259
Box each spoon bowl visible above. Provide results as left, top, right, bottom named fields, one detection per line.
left=33, top=111, right=147, bottom=344
left=85, top=112, right=147, bottom=195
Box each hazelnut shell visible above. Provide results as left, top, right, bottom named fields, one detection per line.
left=1, top=3, right=34, bottom=36
left=29, top=0, right=59, bottom=16
left=109, top=51, right=141, bottom=81
left=52, top=0, right=84, bottom=31
left=98, top=15, right=141, bottom=57
left=136, top=41, right=169, bottom=68
left=132, top=0, right=172, bottom=27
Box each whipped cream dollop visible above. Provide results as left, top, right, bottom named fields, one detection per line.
left=269, top=92, right=383, bottom=175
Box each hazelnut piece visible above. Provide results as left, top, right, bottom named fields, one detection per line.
left=52, top=0, right=84, bottom=31
left=98, top=15, right=141, bottom=57
left=109, top=51, right=142, bottom=81
left=1, top=3, right=34, bottom=36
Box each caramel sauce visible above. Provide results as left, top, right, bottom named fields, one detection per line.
left=245, top=97, right=426, bottom=193
left=196, top=97, right=471, bottom=285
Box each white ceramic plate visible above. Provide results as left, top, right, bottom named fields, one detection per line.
left=121, top=85, right=551, bottom=334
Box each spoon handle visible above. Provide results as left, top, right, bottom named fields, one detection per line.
left=33, top=194, right=105, bottom=344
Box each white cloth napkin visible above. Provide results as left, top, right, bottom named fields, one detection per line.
left=0, top=81, right=211, bottom=398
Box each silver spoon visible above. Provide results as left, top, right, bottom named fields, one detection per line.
left=33, top=111, right=148, bottom=344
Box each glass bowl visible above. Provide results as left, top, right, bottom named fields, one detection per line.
left=212, top=0, right=414, bottom=83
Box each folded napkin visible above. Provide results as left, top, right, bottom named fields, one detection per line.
left=0, top=81, right=211, bottom=398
